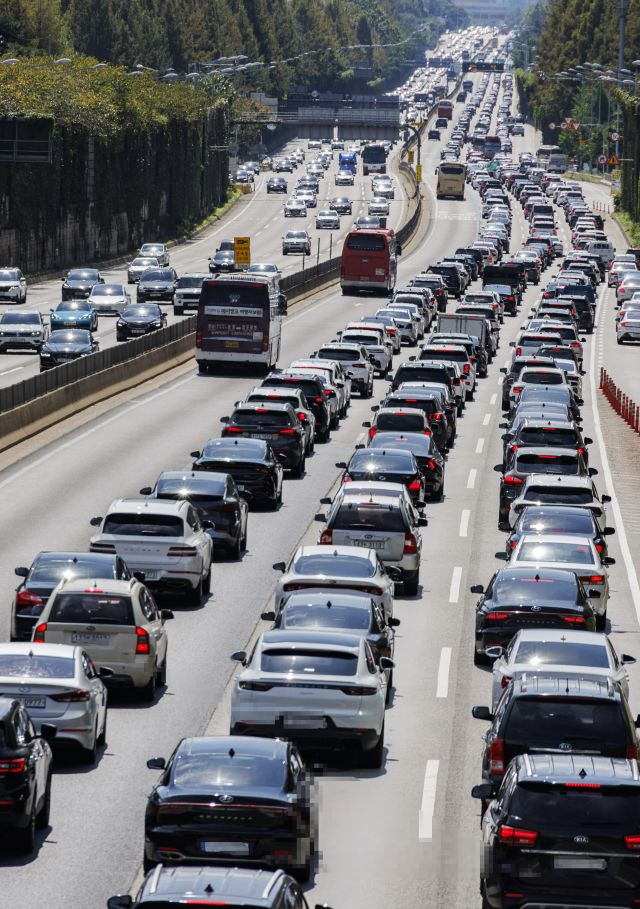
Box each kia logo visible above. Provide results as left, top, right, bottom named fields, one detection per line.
left=574, top=835, right=589, bottom=844
left=559, top=742, right=572, bottom=752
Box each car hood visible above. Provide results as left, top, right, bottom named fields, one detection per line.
left=52, top=311, right=91, bottom=320
left=43, top=342, right=91, bottom=353
left=139, top=282, right=173, bottom=290
left=0, top=323, right=42, bottom=332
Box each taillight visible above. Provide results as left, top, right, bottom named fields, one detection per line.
left=196, top=329, right=202, bottom=349
left=342, top=473, right=352, bottom=483
left=595, top=543, right=604, bottom=553
left=239, top=680, right=273, bottom=691
left=341, top=685, right=378, bottom=696
left=279, top=428, right=296, bottom=435
left=563, top=615, right=586, bottom=624
left=627, top=745, right=639, bottom=759
left=369, top=427, right=377, bottom=439
left=0, top=758, right=25, bottom=774
left=498, top=824, right=538, bottom=845
left=431, top=412, right=442, bottom=420
left=511, top=386, right=522, bottom=396
left=464, top=363, right=470, bottom=374
left=577, top=447, right=586, bottom=456
left=319, top=528, right=333, bottom=544
left=515, top=346, right=521, bottom=356
left=225, top=426, right=243, bottom=433
left=262, top=335, right=269, bottom=353
left=489, top=738, right=505, bottom=775
left=570, top=341, right=580, bottom=349
left=503, top=475, right=523, bottom=485
left=404, top=532, right=418, bottom=554
left=626, top=835, right=640, bottom=850
left=426, top=459, right=436, bottom=470
left=33, top=622, right=47, bottom=642
left=90, top=542, right=116, bottom=553
left=51, top=689, right=91, bottom=702
left=16, top=590, right=43, bottom=608
left=314, top=396, right=324, bottom=403
left=487, top=612, right=510, bottom=620
left=586, top=575, right=604, bottom=584
left=135, top=627, right=151, bottom=655
left=168, top=546, right=198, bottom=557
left=324, top=389, right=333, bottom=397
left=408, top=479, right=421, bottom=491
left=297, top=412, right=307, bottom=421
left=501, top=675, right=512, bottom=688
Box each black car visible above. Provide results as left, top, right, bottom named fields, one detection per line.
left=0, top=696, right=56, bottom=852
left=143, top=736, right=313, bottom=879
left=12, top=551, right=134, bottom=641
left=390, top=361, right=453, bottom=395
left=410, top=274, right=448, bottom=312
left=506, top=505, right=614, bottom=560
left=502, top=418, right=592, bottom=467
left=336, top=447, right=426, bottom=504
left=266, top=177, right=288, bottom=193
left=136, top=268, right=179, bottom=303
left=472, top=567, right=597, bottom=663
left=39, top=329, right=98, bottom=370
left=209, top=250, right=237, bottom=273
left=484, top=282, right=518, bottom=315
left=499, top=356, right=557, bottom=409
left=261, top=373, right=331, bottom=443
left=329, top=197, right=352, bottom=215
left=221, top=403, right=306, bottom=477
left=369, top=431, right=445, bottom=501
left=427, top=128, right=441, bottom=140
left=192, top=438, right=284, bottom=510
left=61, top=267, right=104, bottom=300
left=116, top=303, right=167, bottom=341
left=472, top=675, right=639, bottom=788
left=428, top=264, right=463, bottom=299
left=141, top=470, right=249, bottom=560
left=108, top=867, right=317, bottom=909
left=473, top=754, right=640, bottom=909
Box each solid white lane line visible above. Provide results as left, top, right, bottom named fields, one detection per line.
left=459, top=509, right=470, bottom=537
left=419, top=759, right=440, bottom=840
left=436, top=648, right=452, bottom=698
left=449, top=566, right=462, bottom=603
left=490, top=393, right=497, bottom=405
left=0, top=366, right=23, bottom=376
left=482, top=412, right=491, bottom=426
left=476, top=437, right=485, bottom=454
left=467, top=468, right=477, bottom=489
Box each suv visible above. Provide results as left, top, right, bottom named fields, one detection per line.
left=108, top=867, right=324, bottom=909
left=244, top=387, right=315, bottom=455
left=473, top=754, right=640, bottom=909
left=472, top=674, right=640, bottom=787
left=33, top=578, right=173, bottom=700
left=89, top=499, right=214, bottom=604
left=314, top=344, right=375, bottom=398
left=0, top=310, right=47, bottom=352
left=173, top=274, right=207, bottom=315
left=282, top=231, right=311, bottom=255
left=261, top=372, right=331, bottom=443
left=222, top=402, right=306, bottom=476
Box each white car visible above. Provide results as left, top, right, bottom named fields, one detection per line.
left=335, top=169, right=355, bottom=186
left=87, top=283, right=132, bottom=316
left=273, top=544, right=395, bottom=618
left=488, top=629, right=635, bottom=709
left=295, top=189, right=317, bottom=209
left=0, top=267, right=27, bottom=303
left=315, top=209, right=340, bottom=230
left=138, top=243, right=170, bottom=267
left=617, top=314, right=640, bottom=344
left=89, top=498, right=213, bottom=604
left=230, top=630, right=390, bottom=767
left=127, top=257, right=161, bottom=284
left=509, top=474, right=611, bottom=529
left=372, top=178, right=395, bottom=199
left=368, top=196, right=390, bottom=216
left=284, top=199, right=307, bottom=218
left=314, top=342, right=374, bottom=397
left=0, top=642, right=108, bottom=763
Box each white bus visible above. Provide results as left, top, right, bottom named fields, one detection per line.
left=536, top=144, right=561, bottom=169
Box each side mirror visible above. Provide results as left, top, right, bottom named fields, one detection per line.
left=261, top=611, right=276, bottom=621
left=146, top=757, right=166, bottom=770
left=484, top=646, right=504, bottom=660
left=362, top=421, right=371, bottom=428
left=98, top=666, right=115, bottom=679
left=320, top=497, right=332, bottom=505
left=471, top=783, right=495, bottom=801
left=603, top=557, right=616, bottom=566
left=588, top=467, right=599, bottom=477
left=231, top=650, right=247, bottom=664
left=584, top=436, right=593, bottom=445
left=139, top=486, right=152, bottom=495
left=314, top=513, right=327, bottom=523
left=89, top=516, right=103, bottom=527
left=190, top=450, right=201, bottom=459
left=418, top=516, right=428, bottom=526
left=621, top=653, right=637, bottom=665
left=202, top=520, right=215, bottom=530
left=499, top=367, right=507, bottom=374
left=379, top=657, right=395, bottom=670
left=272, top=561, right=286, bottom=572
left=220, top=415, right=229, bottom=423
left=509, top=340, right=515, bottom=347
left=160, top=609, right=174, bottom=622
left=14, top=566, right=28, bottom=578
left=472, top=705, right=493, bottom=721
left=39, top=723, right=57, bottom=743
left=388, top=617, right=401, bottom=628
left=602, top=494, right=612, bottom=503
left=107, top=898, right=133, bottom=909
left=371, top=405, right=380, bottom=412
left=604, top=527, right=615, bottom=536
left=470, top=584, right=484, bottom=594
left=335, top=461, right=347, bottom=469
left=133, top=571, right=146, bottom=582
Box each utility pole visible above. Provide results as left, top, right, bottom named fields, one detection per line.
left=617, top=0, right=628, bottom=158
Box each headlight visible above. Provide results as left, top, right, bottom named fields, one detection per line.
left=31, top=331, right=40, bottom=336
left=116, top=320, right=125, bottom=327
left=153, top=321, right=163, bottom=327
left=41, top=352, right=51, bottom=357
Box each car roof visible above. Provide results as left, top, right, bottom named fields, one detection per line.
left=510, top=673, right=617, bottom=699
left=140, top=865, right=289, bottom=904
left=282, top=590, right=374, bottom=609
left=261, top=630, right=363, bottom=650
left=511, top=628, right=606, bottom=646
left=494, top=565, right=579, bottom=583
left=293, top=544, right=374, bottom=561
left=234, top=402, right=293, bottom=414
left=52, top=577, right=135, bottom=594
left=518, top=532, right=594, bottom=545
left=514, top=446, right=580, bottom=457
left=156, top=470, right=228, bottom=487
left=523, top=474, right=592, bottom=489
left=515, top=753, right=640, bottom=786
left=106, top=498, right=190, bottom=516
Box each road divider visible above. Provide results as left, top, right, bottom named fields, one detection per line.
left=600, top=367, right=640, bottom=434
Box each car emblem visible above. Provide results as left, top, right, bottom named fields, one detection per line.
left=574, top=835, right=589, bottom=844
left=18, top=686, right=31, bottom=693
left=218, top=794, right=234, bottom=803
left=86, top=625, right=96, bottom=631
left=559, top=742, right=572, bottom=752
left=531, top=604, right=542, bottom=612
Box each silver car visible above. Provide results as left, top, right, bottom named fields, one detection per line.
left=0, top=267, right=27, bottom=303
left=317, top=491, right=426, bottom=595
left=0, top=310, right=47, bottom=351
left=335, top=169, right=355, bottom=186
left=616, top=272, right=640, bottom=303
left=138, top=243, right=169, bottom=267
left=88, top=283, right=131, bottom=316
left=368, top=196, right=390, bottom=216
left=282, top=230, right=311, bottom=255
left=315, top=209, right=340, bottom=229
left=127, top=256, right=161, bottom=284
left=617, top=313, right=640, bottom=343
left=0, top=642, right=108, bottom=762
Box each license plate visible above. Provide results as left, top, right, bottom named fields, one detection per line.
left=142, top=570, right=158, bottom=579
left=199, top=841, right=249, bottom=855
left=360, top=275, right=369, bottom=281
left=224, top=340, right=240, bottom=348
left=283, top=716, right=326, bottom=729
left=554, top=856, right=606, bottom=871
left=352, top=538, right=385, bottom=550
left=14, top=697, right=46, bottom=709
left=70, top=632, right=111, bottom=645
left=131, top=329, right=145, bottom=334
left=250, top=432, right=277, bottom=440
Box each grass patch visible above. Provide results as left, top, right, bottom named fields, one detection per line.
left=612, top=210, right=640, bottom=246
left=176, top=187, right=242, bottom=239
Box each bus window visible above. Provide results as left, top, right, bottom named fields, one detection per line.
left=362, top=144, right=386, bottom=176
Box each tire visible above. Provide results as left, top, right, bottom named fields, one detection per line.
left=362, top=724, right=384, bottom=769
left=140, top=668, right=157, bottom=702
left=188, top=576, right=203, bottom=606
left=364, top=380, right=374, bottom=399
left=98, top=709, right=107, bottom=746
left=292, top=455, right=305, bottom=478
left=404, top=571, right=419, bottom=596
left=292, top=843, right=313, bottom=883
left=385, top=670, right=394, bottom=706
left=473, top=645, right=487, bottom=667
left=596, top=610, right=607, bottom=632
left=203, top=566, right=211, bottom=593
left=17, top=800, right=37, bottom=853
left=174, top=307, right=184, bottom=316
left=81, top=722, right=98, bottom=765
left=230, top=535, right=243, bottom=560
left=156, top=658, right=167, bottom=688
left=36, top=774, right=51, bottom=830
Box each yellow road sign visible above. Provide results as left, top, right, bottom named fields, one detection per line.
left=415, top=163, right=422, bottom=183
left=234, top=236, right=251, bottom=266
left=608, top=153, right=620, bottom=167
left=407, top=149, right=414, bottom=164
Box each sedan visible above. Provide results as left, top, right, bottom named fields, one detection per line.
left=116, top=304, right=166, bottom=341
left=0, top=643, right=108, bottom=763
left=284, top=199, right=307, bottom=218
left=617, top=314, right=640, bottom=343
left=329, top=197, right=352, bottom=215
left=138, top=243, right=170, bottom=267
left=61, top=267, right=104, bottom=300
left=144, top=736, right=313, bottom=877
left=336, top=447, right=426, bottom=504
left=191, top=437, right=284, bottom=510
left=369, top=431, right=445, bottom=501
left=488, top=628, right=635, bottom=709
left=87, top=283, right=131, bottom=316
left=127, top=257, right=160, bottom=284
left=0, top=310, right=47, bottom=352
left=335, top=170, right=355, bottom=186
left=368, top=197, right=390, bottom=217
left=39, top=329, right=98, bottom=371
left=354, top=215, right=381, bottom=230
left=506, top=505, right=614, bottom=560
left=272, top=544, right=395, bottom=619
left=315, top=209, right=340, bottom=229
left=49, top=300, right=98, bottom=332
left=266, top=177, right=288, bottom=193
left=208, top=250, right=237, bottom=273
left=136, top=268, right=178, bottom=303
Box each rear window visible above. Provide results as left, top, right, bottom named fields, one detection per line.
left=49, top=594, right=134, bottom=625
left=29, top=556, right=116, bottom=585
left=332, top=503, right=407, bottom=533
left=517, top=540, right=594, bottom=564
left=281, top=603, right=370, bottom=631
left=493, top=575, right=577, bottom=603
left=156, top=477, right=226, bottom=497
left=232, top=409, right=292, bottom=428
left=261, top=649, right=358, bottom=676
left=293, top=554, right=374, bottom=578
left=526, top=485, right=593, bottom=504
left=346, top=234, right=386, bottom=252
left=510, top=786, right=640, bottom=827
left=520, top=510, right=595, bottom=534
left=172, top=749, right=284, bottom=790
left=349, top=450, right=414, bottom=472
left=318, top=348, right=360, bottom=362
left=395, top=367, right=446, bottom=385
left=376, top=412, right=425, bottom=431
left=505, top=699, right=629, bottom=748
left=514, top=640, right=609, bottom=668
left=521, top=371, right=564, bottom=385
left=515, top=453, right=579, bottom=475
left=102, top=513, right=185, bottom=536
left=0, top=654, right=75, bottom=678
left=422, top=348, right=467, bottom=364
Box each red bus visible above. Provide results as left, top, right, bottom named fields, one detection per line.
left=437, top=100, right=454, bottom=120
left=340, top=228, right=401, bottom=295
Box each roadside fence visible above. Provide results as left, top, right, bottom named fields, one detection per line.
left=600, top=367, right=640, bottom=433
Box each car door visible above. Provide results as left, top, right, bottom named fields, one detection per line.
left=186, top=506, right=209, bottom=575
left=81, top=650, right=106, bottom=731
left=138, top=587, right=166, bottom=666
left=15, top=706, right=45, bottom=805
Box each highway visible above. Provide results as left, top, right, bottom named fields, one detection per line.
left=5, top=44, right=640, bottom=909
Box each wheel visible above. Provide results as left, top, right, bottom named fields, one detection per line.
left=292, top=455, right=305, bottom=478
left=596, top=610, right=607, bottom=631
left=473, top=645, right=487, bottom=667
left=363, top=380, right=374, bottom=398
left=143, top=855, right=156, bottom=873
left=156, top=658, right=167, bottom=687
left=36, top=774, right=51, bottom=830
left=174, top=307, right=184, bottom=316
left=404, top=571, right=419, bottom=596
left=385, top=670, right=394, bottom=706
left=187, top=576, right=203, bottom=606
left=430, top=483, right=444, bottom=502
left=140, top=668, right=157, bottom=702
left=16, top=800, right=37, bottom=853
left=480, top=879, right=492, bottom=909
left=203, top=565, right=211, bottom=593
left=362, top=724, right=384, bottom=769
left=230, top=535, right=242, bottom=560
left=283, top=249, right=288, bottom=255
left=98, top=709, right=108, bottom=746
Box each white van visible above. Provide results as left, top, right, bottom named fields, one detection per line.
left=584, top=239, right=615, bottom=266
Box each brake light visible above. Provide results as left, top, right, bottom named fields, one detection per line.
left=314, top=396, right=324, bottom=403
left=570, top=341, right=581, bottom=349
left=90, top=542, right=116, bottom=553
left=431, top=412, right=442, bottom=420
left=168, top=547, right=198, bottom=557
left=627, top=745, right=639, bottom=759
left=324, top=389, right=333, bottom=397
left=511, top=386, right=522, bottom=396
left=498, top=824, right=538, bottom=845
left=279, top=428, right=296, bottom=435
left=297, top=412, right=307, bottom=421
left=195, top=329, right=202, bottom=349
left=503, top=475, right=523, bottom=485
left=408, top=479, right=422, bottom=492
left=587, top=575, right=604, bottom=584
left=464, top=363, right=470, bottom=374
left=0, top=758, right=25, bottom=774
left=319, top=528, right=333, bottom=545
left=489, top=738, right=506, bottom=775
left=563, top=616, right=586, bottom=624
left=33, top=622, right=47, bottom=642
left=51, top=689, right=91, bottom=702
left=515, top=347, right=521, bottom=356
left=487, top=612, right=510, bottom=620
left=510, top=540, right=517, bottom=550
left=135, top=627, right=151, bottom=655
left=564, top=782, right=601, bottom=789
left=626, top=835, right=640, bottom=850
left=501, top=675, right=512, bottom=688
left=404, top=532, right=418, bottom=554
left=369, top=427, right=377, bottom=439
left=577, top=447, right=586, bottom=456
left=225, top=426, right=243, bottom=433
left=16, top=590, right=43, bottom=608
left=426, top=459, right=436, bottom=470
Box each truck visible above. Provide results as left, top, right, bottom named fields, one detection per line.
left=436, top=313, right=488, bottom=350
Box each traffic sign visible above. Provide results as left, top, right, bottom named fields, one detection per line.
left=560, top=120, right=568, bottom=130
left=611, top=131, right=620, bottom=142
left=407, top=149, right=414, bottom=164
left=415, top=163, right=423, bottom=183
left=598, top=154, right=607, bottom=164
left=608, top=153, right=620, bottom=167
left=572, top=121, right=580, bottom=131
left=234, top=236, right=251, bottom=266
left=548, top=122, right=556, bottom=130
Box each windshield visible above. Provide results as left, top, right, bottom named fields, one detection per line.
left=0, top=654, right=75, bottom=678
left=123, top=305, right=161, bottom=318
left=346, top=233, right=386, bottom=252
left=281, top=603, right=370, bottom=630
left=102, top=513, right=184, bottom=536
left=0, top=269, right=20, bottom=280
left=1, top=312, right=40, bottom=324
left=293, top=554, right=374, bottom=578
left=49, top=594, right=134, bottom=626
left=48, top=330, right=90, bottom=343
left=67, top=270, right=99, bottom=280
left=178, top=276, right=205, bottom=288
left=140, top=270, right=174, bottom=282
left=517, top=540, right=594, bottom=564
left=91, top=285, right=123, bottom=296
left=57, top=301, right=91, bottom=312
left=261, top=649, right=358, bottom=676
